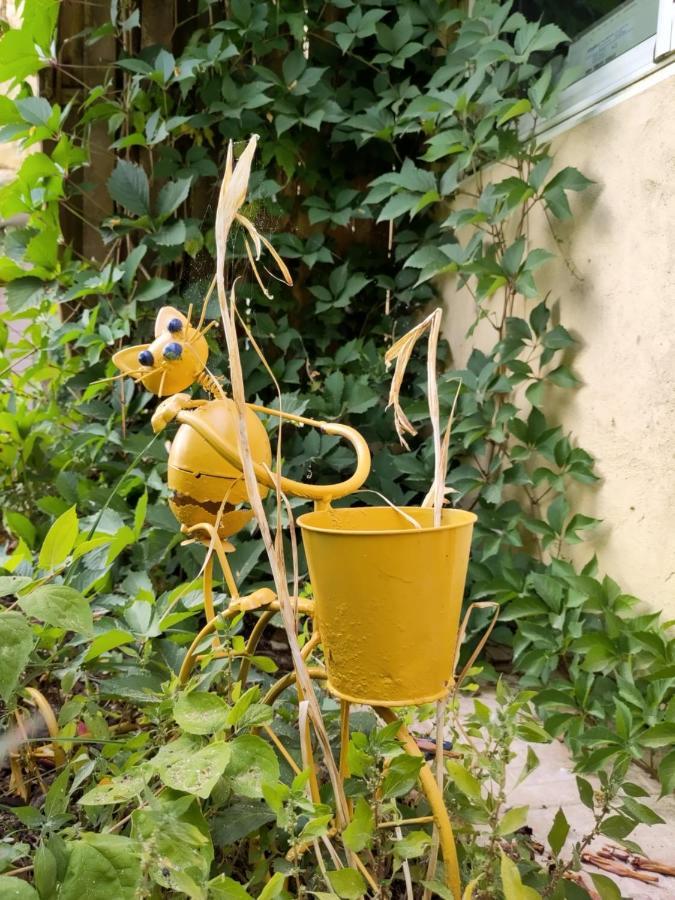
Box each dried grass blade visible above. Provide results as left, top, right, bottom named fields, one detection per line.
left=214, top=144, right=350, bottom=828
left=385, top=309, right=444, bottom=524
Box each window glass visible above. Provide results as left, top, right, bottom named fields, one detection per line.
left=516, top=0, right=661, bottom=81
left=515, top=0, right=627, bottom=40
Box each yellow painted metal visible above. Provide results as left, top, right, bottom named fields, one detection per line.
left=112, top=306, right=209, bottom=397
left=175, top=403, right=371, bottom=503
left=298, top=506, right=476, bottom=706
left=168, top=397, right=272, bottom=537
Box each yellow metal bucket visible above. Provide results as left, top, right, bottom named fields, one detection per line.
left=298, top=506, right=476, bottom=707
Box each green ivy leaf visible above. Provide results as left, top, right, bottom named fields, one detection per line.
left=134, top=277, right=174, bottom=302
left=326, top=868, right=367, bottom=899
left=156, top=177, right=192, bottom=219
left=381, top=754, right=423, bottom=799
left=157, top=741, right=231, bottom=798
left=107, top=160, right=150, bottom=216
left=19, top=585, right=93, bottom=636
left=257, top=872, right=285, bottom=900
left=208, top=874, right=254, bottom=899
left=225, top=735, right=280, bottom=798
left=393, top=830, right=431, bottom=859
left=342, top=797, right=374, bottom=852
left=0, top=876, right=39, bottom=899
left=59, top=834, right=141, bottom=900
left=79, top=770, right=149, bottom=806
left=445, top=759, right=482, bottom=801
left=38, top=505, right=78, bottom=570
left=173, top=691, right=230, bottom=735
left=83, top=629, right=135, bottom=662
left=497, top=98, right=531, bottom=125
left=0, top=611, right=34, bottom=702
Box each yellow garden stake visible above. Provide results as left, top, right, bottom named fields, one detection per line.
left=113, top=135, right=484, bottom=896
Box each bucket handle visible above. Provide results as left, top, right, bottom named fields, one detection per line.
left=175, top=403, right=371, bottom=502
left=353, top=489, right=422, bottom=529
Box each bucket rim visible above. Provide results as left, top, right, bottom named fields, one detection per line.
left=297, top=505, right=477, bottom=536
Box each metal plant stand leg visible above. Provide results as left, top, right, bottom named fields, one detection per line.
left=376, top=707, right=461, bottom=900
left=256, top=661, right=462, bottom=898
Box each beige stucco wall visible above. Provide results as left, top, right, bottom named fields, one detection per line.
left=443, top=73, right=675, bottom=618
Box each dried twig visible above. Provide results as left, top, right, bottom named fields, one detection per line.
left=581, top=850, right=659, bottom=884
left=600, top=844, right=675, bottom=878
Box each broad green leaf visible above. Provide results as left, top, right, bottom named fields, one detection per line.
left=131, top=804, right=211, bottom=897
left=0, top=576, right=31, bottom=596
left=33, top=843, right=57, bottom=898
left=226, top=735, right=280, bottom=799
left=257, top=872, right=285, bottom=900
left=639, top=723, right=675, bottom=748
left=342, top=797, right=374, bottom=852
left=134, top=276, right=174, bottom=302
left=19, top=585, right=93, bottom=635
left=658, top=749, right=675, bottom=796
left=133, top=492, right=148, bottom=536
left=83, top=629, right=135, bottom=662
left=174, top=691, right=230, bottom=735
left=106, top=526, right=136, bottom=565
left=156, top=178, right=192, bottom=218
left=498, top=805, right=529, bottom=836
left=497, top=98, right=531, bottom=125
left=107, top=160, right=150, bottom=216
left=589, top=873, right=621, bottom=900
left=621, top=797, right=665, bottom=826
left=0, top=611, right=34, bottom=702
left=209, top=874, right=254, bottom=899
left=38, top=505, right=78, bottom=570
left=393, top=830, right=431, bottom=859
left=500, top=852, right=541, bottom=899
left=299, top=813, right=333, bottom=840
left=446, top=759, right=482, bottom=801
left=158, top=741, right=231, bottom=798
left=421, top=881, right=455, bottom=900
left=0, top=876, right=39, bottom=898
left=211, top=802, right=276, bottom=846
left=599, top=815, right=635, bottom=840
left=381, top=754, right=423, bottom=799
left=79, top=769, right=149, bottom=805
left=547, top=808, right=569, bottom=856
left=576, top=776, right=595, bottom=810
left=226, top=685, right=258, bottom=727
left=59, top=834, right=141, bottom=900
left=326, top=868, right=367, bottom=899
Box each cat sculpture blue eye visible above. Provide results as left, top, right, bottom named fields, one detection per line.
left=163, top=342, right=183, bottom=361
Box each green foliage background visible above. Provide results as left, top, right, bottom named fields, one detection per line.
left=0, top=0, right=673, bottom=863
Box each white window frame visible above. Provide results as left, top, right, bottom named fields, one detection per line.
left=535, top=0, right=675, bottom=140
